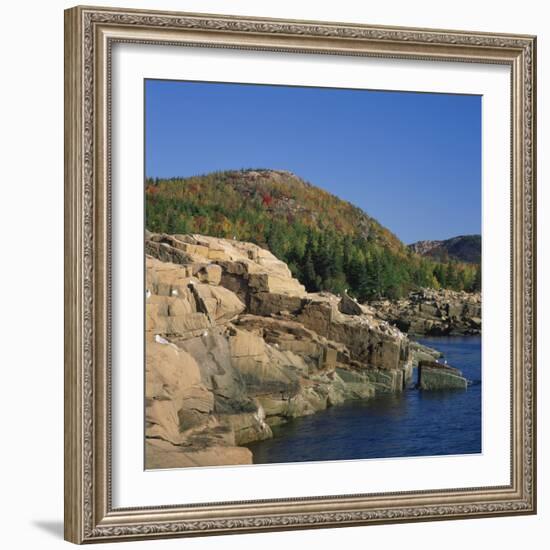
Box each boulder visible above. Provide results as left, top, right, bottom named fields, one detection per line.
left=189, top=283, right=245, bottom=324
left=338, top=293, right=364, bottom=316
left=248, top=272, right=305, bottom=296
left=372, top=288, right=482, bottom=336
left=249, top=292, right=304, bottom=316
left=417, top=360, right=468, bottom=390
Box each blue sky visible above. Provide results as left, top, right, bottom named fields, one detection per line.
left=145, top=79, right=481, bottom=244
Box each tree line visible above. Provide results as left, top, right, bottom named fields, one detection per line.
left=145, top=174, right=481, bottom=301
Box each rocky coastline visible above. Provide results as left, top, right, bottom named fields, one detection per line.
left=372, top=288, right=481, bottom=336
left=145, top=232, right=476, bottom=469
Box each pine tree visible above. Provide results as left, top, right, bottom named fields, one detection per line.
left=472, top=265, right=482, bottom=292
left=434, top=264, right=447, bottom=287
left=302, top=247, right=319, bottom=291
left=364, top=251, right=382, bottom=300
left=346, top=255, right=364, bottom=292
left=445, top=262, right=459, bottom=290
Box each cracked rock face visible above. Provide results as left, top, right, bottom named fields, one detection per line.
left=146, top=341, right=214, bottom=445
left=145, top=232, right=416, bottom=469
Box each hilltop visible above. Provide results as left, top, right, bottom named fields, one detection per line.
left=147, top=169, right=404, bottom=249
left=409, top=234, right=481, bottom=264
left=146, top=169, right=480, bottom=299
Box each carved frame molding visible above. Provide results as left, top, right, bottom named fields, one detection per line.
left=64, top=5, right=536, bottom=544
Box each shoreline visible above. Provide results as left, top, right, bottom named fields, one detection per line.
left=245, top=335, right=482, bottom=465
left=145, top=232, right=481, bottom=470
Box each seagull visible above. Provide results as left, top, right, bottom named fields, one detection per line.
left=146, top=289, right=151, bottom=299
left=202, top=330, right=209, bottom=337
left=171, top=288, right=179, bottom=296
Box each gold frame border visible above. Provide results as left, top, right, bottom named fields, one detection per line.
left=64, top=5, right=537, bottom=544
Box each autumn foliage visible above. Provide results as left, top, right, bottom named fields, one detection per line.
left=146, top=169, right=480, bottom=300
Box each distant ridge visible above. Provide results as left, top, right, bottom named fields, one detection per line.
left=408, top=234, right=481, bottom=264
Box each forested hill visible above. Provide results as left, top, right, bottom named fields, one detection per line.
left=146, top=169, right=480, bottom=300
left=408, top=234, right=481, bottom=264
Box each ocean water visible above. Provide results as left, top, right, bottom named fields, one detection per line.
left=245, top=336, right=481, bottom=464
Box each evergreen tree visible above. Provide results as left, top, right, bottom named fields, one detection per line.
left=472, top=265, right=482, bottom=292
left=434, top=264, right=447, bottom=287
left=347, top=255, right=364, bottom=292
left=302, top=247, right=319, bottom=291
left=445, top=262, right=459, bottom=290
left=364, top=251, right=382, bottom=300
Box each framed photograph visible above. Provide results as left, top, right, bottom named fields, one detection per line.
left=64, top=5, right=537, bottom=544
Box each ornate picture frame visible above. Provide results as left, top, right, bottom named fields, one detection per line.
left=64, top=5, right=536, bottom=544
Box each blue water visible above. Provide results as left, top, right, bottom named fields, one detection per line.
left=246, top=336, right=481, bottom=464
